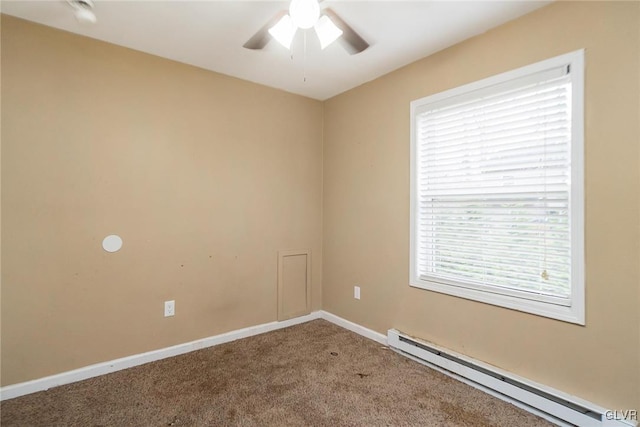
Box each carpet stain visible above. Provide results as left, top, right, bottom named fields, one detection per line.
left=440, top=400, right=494, bottom=427
left=226, top=408, right=237, bottom=420
left=198, top=378, right=228, bottom=394
left=265, top=383, right=295, bottom=395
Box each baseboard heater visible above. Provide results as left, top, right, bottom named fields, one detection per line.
left=387, top=329, right=629, bottom=427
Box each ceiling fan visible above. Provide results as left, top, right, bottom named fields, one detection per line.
left=243, top=0, right=369, bottom=55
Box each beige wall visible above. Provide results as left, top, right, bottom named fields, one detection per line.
left=2, top=1, right=639, bottom=414
left=323, top=1, right=639, bottom=412
left=0, top=15, right=323, bottom=386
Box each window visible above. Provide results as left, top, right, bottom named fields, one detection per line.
left=410, top=50, right=584, bottom=324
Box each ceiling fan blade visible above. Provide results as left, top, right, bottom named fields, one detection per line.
left=243, top=10, right=288, bottom=50
left=323, top=8, right=369, bottom=55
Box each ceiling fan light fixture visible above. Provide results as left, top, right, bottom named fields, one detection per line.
left=314, top=15, right=343, bottom=49
left=67, top=0, right=96, bottom=24
left=268, top=15, right=297, bottom=49
left=289, top=0, right=320, bottom=30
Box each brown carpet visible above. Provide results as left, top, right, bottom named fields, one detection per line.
left=1, top=319, right=554, bottom=426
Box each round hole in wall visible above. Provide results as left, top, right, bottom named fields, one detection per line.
left=102, top=235, right=123, bottom=253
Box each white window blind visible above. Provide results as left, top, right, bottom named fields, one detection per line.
left=410, top=51, right=584, bottom=324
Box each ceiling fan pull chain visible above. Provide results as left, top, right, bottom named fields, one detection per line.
left=303, top=30, right=307, bottom=83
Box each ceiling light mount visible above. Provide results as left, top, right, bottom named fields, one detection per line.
left=288, top=0, right=320, bottom=30
left=67, top=0, right=96, bottom=24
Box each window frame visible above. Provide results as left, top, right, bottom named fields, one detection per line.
left=409, top=50, right=585, bottom=325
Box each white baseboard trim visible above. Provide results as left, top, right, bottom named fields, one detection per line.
left=2, top=311, right=635, bottom=427
left=319, top=311, right=387, bottom=345
left=0, top=311, right=322, bottom=401
left=0, top=310, right=385, bottom=401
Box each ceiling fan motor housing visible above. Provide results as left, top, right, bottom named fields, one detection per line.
left=289, top=0, right=320, bottom=29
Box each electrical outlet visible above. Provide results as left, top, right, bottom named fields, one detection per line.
left=354, top=286, right=361, bottom=300
left=164, top=300, right=175, bottom=317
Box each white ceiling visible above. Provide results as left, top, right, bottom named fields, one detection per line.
left=1, top=1, right=550, bottom=100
